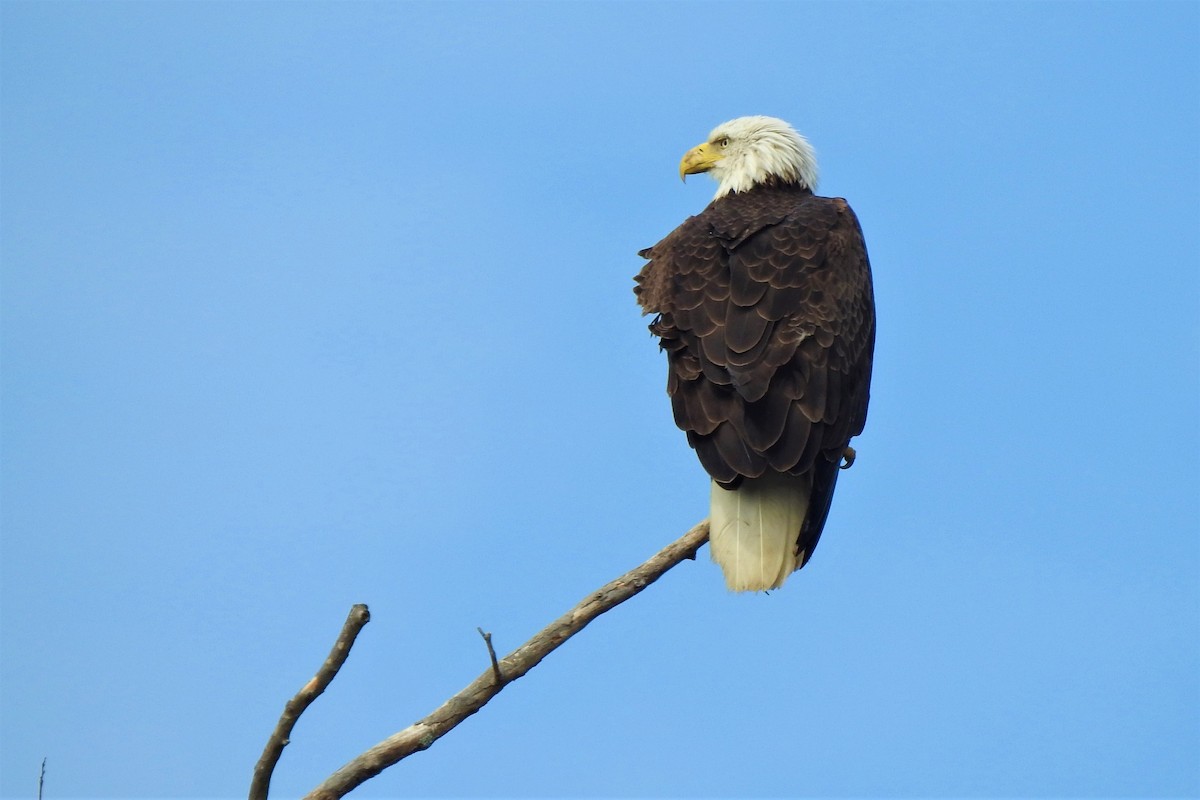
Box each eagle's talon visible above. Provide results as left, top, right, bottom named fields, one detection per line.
left=840, top=446, right=857, bottom=470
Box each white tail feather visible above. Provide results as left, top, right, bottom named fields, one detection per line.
left=709, top=474, right=810, bottom=592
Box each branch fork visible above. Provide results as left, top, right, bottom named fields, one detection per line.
left=252, top=520, right=710, bottom=799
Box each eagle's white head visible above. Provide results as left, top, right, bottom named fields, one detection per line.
left=679, top=115, right=819, bottom=199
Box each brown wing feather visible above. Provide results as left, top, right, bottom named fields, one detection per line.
left=635, top=184, right=875, bottom=558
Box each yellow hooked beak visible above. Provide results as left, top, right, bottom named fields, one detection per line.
left=679, top=141, right=724, bottom=181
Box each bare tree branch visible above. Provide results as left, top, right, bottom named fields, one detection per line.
left=302, top=519, right=710, bottom=800
left=251, top=603, right=371, bottom=800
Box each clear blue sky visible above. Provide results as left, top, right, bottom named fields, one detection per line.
left=2, top=2, right=1197, bottom=798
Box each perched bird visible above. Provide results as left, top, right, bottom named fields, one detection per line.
left=634, top=116, right=875, bottom=592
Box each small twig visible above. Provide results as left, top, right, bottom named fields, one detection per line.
left=302, top=519, right=709, bottom=799
left=38, top=758, right=46, bottom=800
left=476, top=627, right=503, bottom=684
left=250, top=603, right=371, bottom=800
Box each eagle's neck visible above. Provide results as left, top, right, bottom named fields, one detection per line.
left=714, top=179, right=814, bottom=204
left=712, top=140, right=818, bottom=199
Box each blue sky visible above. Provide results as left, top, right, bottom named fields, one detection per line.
left=2, top=2, right=1197, bottom=798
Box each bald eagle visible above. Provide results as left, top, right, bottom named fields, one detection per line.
left=634, top=116, right=875, bottom=592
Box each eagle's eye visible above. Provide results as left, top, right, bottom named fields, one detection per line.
left=717, top=137, right=730, bottom=148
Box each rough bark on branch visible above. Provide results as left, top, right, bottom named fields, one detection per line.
left=251, top=604, right=371, bottom=800
left=301, top=519, right=709, bottom=799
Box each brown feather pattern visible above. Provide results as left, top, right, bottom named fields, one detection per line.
left=634, top=184, right=875, bottom=563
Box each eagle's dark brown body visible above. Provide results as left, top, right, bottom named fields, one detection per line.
left=635, top=182, right=875, bottom=567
